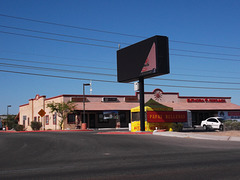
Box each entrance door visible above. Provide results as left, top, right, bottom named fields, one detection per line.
left=89, top=114, right=96, bottom=128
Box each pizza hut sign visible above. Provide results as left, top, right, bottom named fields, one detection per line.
left=187, top=98, right=226, bottom=103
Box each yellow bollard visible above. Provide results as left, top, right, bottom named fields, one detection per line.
left=169, top=128, right=173, bottom=132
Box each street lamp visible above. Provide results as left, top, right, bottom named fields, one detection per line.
left=82, top=83, right=91, bottom=129
left=5, top=105, right=11, bottom=131
left=7, top=105, right=11, bottom=116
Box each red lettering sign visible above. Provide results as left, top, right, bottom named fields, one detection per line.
left=147, top=111, right=187, bottom=123
left=228, top=112, right=240, bottom=116
left=187, top=98, right=226, bottom=103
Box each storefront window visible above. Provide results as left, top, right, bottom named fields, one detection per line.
left=67, top=114, right=75, bottom=124
left=98, top=113, right=109, bottom=123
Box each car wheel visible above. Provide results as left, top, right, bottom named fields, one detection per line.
left=203, top=125, right=207, bottom=131
left=219, top=125, right=224, bottom=131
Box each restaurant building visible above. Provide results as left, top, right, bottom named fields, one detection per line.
left=19, top=89, right=240, bottom=131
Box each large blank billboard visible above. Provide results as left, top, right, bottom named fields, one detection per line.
left=117, top=35, right=169, bottom=83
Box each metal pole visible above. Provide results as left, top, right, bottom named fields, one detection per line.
left=139, top=77, right=145, bottom=131
left=83, top=85, right=86, bottom=124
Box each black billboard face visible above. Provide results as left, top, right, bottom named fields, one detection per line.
left=117, top=35, right=169, bottom=83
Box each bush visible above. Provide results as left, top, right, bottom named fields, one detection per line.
left=171, top=123, right=183, bottom=132
left=31, top=121, right=42, bottom=130
left=224, top=120, right=240, bottom=131
left=14, top=124, right=25, bottom=131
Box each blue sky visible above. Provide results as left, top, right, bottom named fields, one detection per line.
left=0, top=0, right=240, bottom=114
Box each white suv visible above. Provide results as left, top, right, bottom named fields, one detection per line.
left=200, top=117, right=224, bottom=131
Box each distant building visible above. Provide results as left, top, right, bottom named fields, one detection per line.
left=18, top=89, right=240, bottom=131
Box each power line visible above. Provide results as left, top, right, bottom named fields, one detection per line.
left=1, top=57, right=240, bottom=80
left=0, top=30, right=117, bottom=49
left=170, top=40, right=240, bottom=50
left=1, top=62, right=240, bottom=86
left=0, top=62, right=116, bottom=77
left=170, top=48, right=240, bottom=57
left=0, top=24, right=130, bottom=45
left=1, top=69, right=240, bottom=91
left=0, top=57, right=115, bottom=71
left=0, top=50, right=114, bottom=64
left=2, top=24, right=240, bottom=58
left=0, top=69, right=118, bottom=83
left=153, top=77, right=240, bottom=85
left=171, top=73, right=240, bottom=80
left=1, top=13, right=240, bottom=50
left=0, top=13, right=145, bottom=38
left=171, top=53, right=240, bottom=62
left=2, top=30, right=240, bottom=62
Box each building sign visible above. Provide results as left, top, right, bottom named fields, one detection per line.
left=187, top=98, right=226, bottom=103
left=218, top=111, right=240, bottom=120
left=147, top=111, right=187, bottom=123
left=125, top=97, right=139, bottom=102
left=72, top=97, right=87, bottom=102
left=102, top=97, right=118, bottom=102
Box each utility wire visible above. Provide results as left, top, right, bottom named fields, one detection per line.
left=1, top=30, right=240, bottom=62
left=0, top=57, right=115, bottom=71
left=1, top=69, right=240, bottom=91
left=0, top=62, right=116, bottom=77
left=170, top=48, right=240, bottom=57
left=0, top=69, right=117, bottom=83
left=2, top=24, right=240, bottom=57
left=0, top=13, right=145, bottom=38
left=0, top=30, right=117, bottom=49
left=1, top=13, right=240, bottom=50
left=171, top=54, right=240, bottom=62
left=1, top=57, right=240, bottom=80
left=0, top=50, right=113, bottom=64
left=1, top=62, right=240, bottom=86
left=0, top=24, right=130, bottom=45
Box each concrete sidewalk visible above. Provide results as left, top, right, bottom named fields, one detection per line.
left=153, top=130, right=240, bottom=142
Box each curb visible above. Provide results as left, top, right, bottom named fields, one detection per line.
left=152, top=131, right=240, bottom=142
left=97, top=131, right=152, bottom=135
left=0, top=129, right=94, bottom=133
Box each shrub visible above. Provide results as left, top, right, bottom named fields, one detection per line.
left=171, top=123, right=183, bottom=132
left=14, top=124, right=25, bottom=131
left=31, top=121, right=42, bottom=130
left=224, top=120, right=240, bottom=131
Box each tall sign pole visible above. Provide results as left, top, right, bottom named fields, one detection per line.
left=117, top=35, right=169, bottom=132
left=139, top=77, right=145, bottom=131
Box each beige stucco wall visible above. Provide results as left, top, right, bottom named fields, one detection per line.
left=19, top=95, right=65, bottom=131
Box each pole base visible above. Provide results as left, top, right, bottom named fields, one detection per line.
left=81, top=123, right=87, bottom=130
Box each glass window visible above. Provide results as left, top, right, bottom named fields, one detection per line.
left=46, top=115, right=49, bottom=125
left=67, top=114, right=75, bottom=124
left=98, top=113, right=109, bottom=123
left=53, top=114, right=56, bottom=125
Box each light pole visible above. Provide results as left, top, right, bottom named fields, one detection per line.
left=7, top=105, right=11, bottom=116
left=5, top=105, right=11, bottom=130
left=82, top=83, right=90, bottom=129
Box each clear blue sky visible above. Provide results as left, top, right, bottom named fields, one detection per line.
left=0, top=0, right=240, bottom=114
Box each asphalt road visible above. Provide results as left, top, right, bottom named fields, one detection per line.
left=0, top=131, right=240, bottom=180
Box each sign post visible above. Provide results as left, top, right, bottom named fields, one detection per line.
left=38, top=109, right=46, bottom=130
left=139, top=77, right=145, bottom=131
left=117, top=35, right=169, bottom=131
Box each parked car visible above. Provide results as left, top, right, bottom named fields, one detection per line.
left=200, top=117, right=224, bottom=131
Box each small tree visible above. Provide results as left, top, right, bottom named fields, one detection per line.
left=47, top=101, right=76, bottom=130
left=2, top=115, right=18, bottom=130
